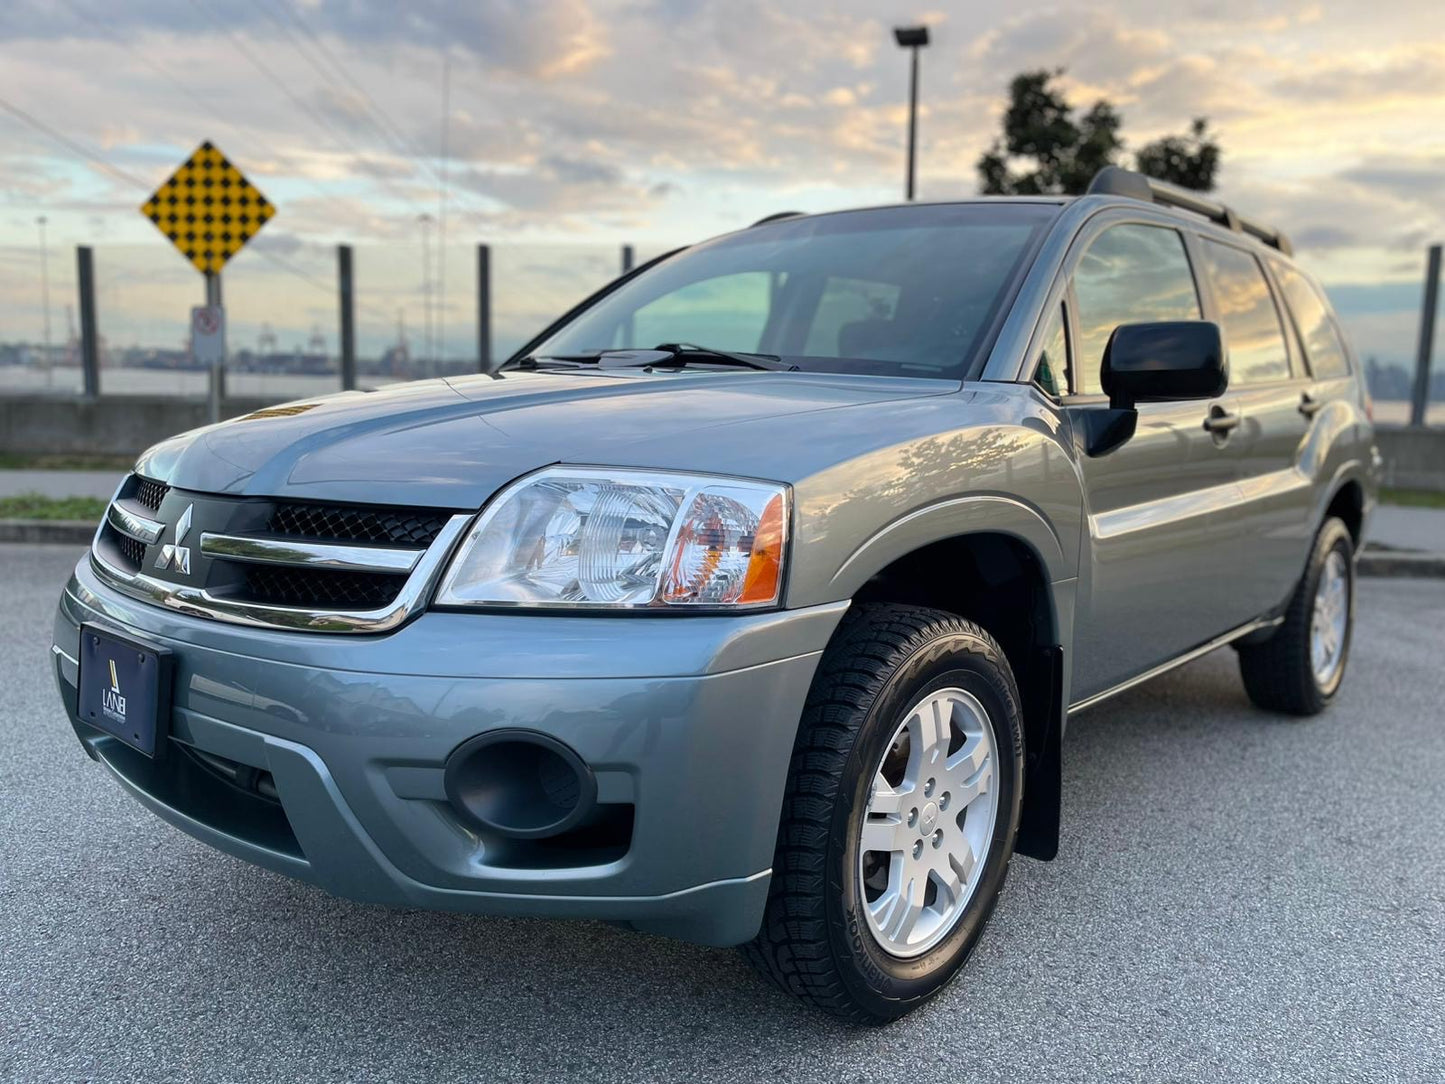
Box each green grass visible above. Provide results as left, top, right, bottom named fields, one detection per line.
left=0, top=452, right=134, bottom=471
left=1381, top=488, right=1445, bottom=510
left=0, top=493, right=108, bottom=521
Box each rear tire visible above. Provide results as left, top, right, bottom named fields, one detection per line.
left=1237, top=516, right=1354, bottom=716
left=743, top=604, right=1024, bottom=1023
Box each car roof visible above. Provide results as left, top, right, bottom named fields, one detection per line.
left=747, top=168, right=1293, bottom=262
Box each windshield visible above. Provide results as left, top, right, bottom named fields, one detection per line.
left=527, top=203, right=1058, bottom=380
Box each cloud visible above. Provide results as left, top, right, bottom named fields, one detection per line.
left=1337, top=157, right=1445, bottom=205
left=1271, top=44, right=1445, bottom=104
left=1, top=0, right=614, bottom=79
left=1, top=0, right=1441, bottom=293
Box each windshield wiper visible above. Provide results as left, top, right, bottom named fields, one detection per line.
left=650, top=343, right=797, bottom=371
left=508, top=343, right=797, bottom=372
left=505, top=350, right=604, bottom=371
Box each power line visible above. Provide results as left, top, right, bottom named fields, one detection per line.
left=0, top=95, right=153, bottom=190
left=275, top=0, right=492, bottom=221
left=183, top=0, right=432, bottom=220
left=264, top=0, right=425, bottom=170
left=0, top=93, right=333, bottom=297
left=52, top=0, right=339, bottom=209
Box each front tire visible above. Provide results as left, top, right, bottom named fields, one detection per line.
left=743, top=604, right=1024, bottom=1023
left=1237, top=516, right=1355, bottom=716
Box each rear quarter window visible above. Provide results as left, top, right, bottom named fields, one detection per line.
left=1269, top=260, right=1352, bottom=379
left=1200, top=240, right=1291, bottom=385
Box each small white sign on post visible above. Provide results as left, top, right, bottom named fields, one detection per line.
left=191, top=305, right=225, bottom=366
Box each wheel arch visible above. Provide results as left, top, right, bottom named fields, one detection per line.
left=1323, top=476, right=1365, bottom=548
left=842, top=525, right=1067, bottom=861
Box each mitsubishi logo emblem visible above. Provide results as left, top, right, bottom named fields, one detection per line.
left=155, top=503, right=194, bottom=575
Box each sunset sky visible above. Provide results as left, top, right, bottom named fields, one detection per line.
left=1, top=0, right=1441, bottom=364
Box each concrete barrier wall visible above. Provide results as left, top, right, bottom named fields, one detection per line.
left=1376, top=426, right=1445, bottom=493
left=3, top=393, right=1444, bottom=491
left=0, top=395, right=273, bottom=458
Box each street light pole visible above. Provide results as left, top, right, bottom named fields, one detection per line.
left=36, top=215, right=52, bottom=387
left=893, top=25, right=930, bottom=202
left=418, top=213, right=434, bottom=368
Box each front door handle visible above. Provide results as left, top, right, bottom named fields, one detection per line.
left=1299, top=392, right=1324, bottom=417
left=1203, top=405, right=1241, bottom=435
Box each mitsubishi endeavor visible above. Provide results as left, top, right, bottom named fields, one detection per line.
left=52, top=166, right=1378, bottom=1021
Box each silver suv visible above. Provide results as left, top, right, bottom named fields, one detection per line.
left=52, top=166, right=1377, bottom=1022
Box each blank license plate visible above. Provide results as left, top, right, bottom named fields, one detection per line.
left=77, top=625, right=171, bottom=758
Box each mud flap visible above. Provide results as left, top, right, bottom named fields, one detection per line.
left=1015, top=645, right=1062, bottom=861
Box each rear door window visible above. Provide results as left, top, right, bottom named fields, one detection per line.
left=1200, top=240, right=1291, bottom=385
left=1269, top=261, right=1352, bottom=379
left=1072, top=224, right=1201, bottom=394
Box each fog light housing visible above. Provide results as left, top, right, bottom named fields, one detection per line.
left=443, top=731, right=596, bottom=839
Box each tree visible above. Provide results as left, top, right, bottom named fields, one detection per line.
left=1135, top=118, right=1220, bottom=191
left=977, top=71, right=1219, bottom=195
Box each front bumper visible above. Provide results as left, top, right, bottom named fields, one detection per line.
left=53, top=556, right=846, bottom=946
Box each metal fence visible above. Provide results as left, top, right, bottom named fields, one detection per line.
left=0, top=241, right=667, bottom=402
left=1, top=239, right=1441, bottom=427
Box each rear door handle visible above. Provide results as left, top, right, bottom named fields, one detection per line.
left=1203, top=406, right=1241, bottom=435
left=1299, top=392, right=1324, bottom=417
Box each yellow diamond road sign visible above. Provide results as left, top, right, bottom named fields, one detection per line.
left=141, top=141, right=275, bottom=275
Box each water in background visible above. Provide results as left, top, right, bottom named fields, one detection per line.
left=0, top=241, right=669, bottom=400
left=0, top=239, right=1439, bottom=424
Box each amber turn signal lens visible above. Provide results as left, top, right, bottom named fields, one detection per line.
left=739, top=493, right=786, bottom=604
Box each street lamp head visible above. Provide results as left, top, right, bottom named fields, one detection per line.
left=893, top=25, right=929, bottom=48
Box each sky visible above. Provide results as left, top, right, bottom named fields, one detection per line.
left=0, top=0, right=1442, bottom=365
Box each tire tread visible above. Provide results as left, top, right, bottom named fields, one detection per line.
left=1238, top=517, right=1352, bottom=716
left=743, top=603, right=1016, bottom=1022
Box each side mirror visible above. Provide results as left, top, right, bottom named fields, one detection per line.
left=1073, top=321, right=1227, bottom=457
left=1101, top=320, right=1227, bottom=410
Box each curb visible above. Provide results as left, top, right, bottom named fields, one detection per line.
left=1357, top=549, right=1445, bottom=579
left=0, top=519, right=95, bottom=545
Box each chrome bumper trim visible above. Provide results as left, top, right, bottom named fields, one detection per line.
left=198, top=532, right=424, bottom=574
left=106, top=501, right=164, bottom=545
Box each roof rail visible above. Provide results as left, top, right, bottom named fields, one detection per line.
left=751, top=211, right=805, bottom=227
left=1087, top=166, right=1292, bottom=257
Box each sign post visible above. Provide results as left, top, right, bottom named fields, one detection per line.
left=192, top=301, right=226, bottom=423
left=140, top=141, right=275, bottom=420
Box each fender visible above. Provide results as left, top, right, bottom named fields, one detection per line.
left=825, top=493, right=1071, bottom=600
left=822, top=494, right=1073, bottom=863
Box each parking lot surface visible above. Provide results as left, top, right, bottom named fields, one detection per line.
left=3, top=544, right=1442, bottom=1083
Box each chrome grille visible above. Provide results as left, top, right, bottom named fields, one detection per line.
left=90, top=474, right=472, bottom=633
left=267, top=502, right=449, bottom=547
left=115, top=533, right=147, bottom=568
left=134, top=477, right=169, bottom=513
left=240, top=566, right=407, bottom=609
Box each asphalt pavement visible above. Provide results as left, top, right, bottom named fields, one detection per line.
left=3, top=544, right=1442, bottom=1083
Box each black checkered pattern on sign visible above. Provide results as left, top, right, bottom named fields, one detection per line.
left=140, top=141, right=274, bottom=274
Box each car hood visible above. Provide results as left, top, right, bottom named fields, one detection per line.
left=136, top=368, right=955, bottom=508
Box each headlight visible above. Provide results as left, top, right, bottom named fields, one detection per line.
left=435, top=467, right=789, bottom=610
